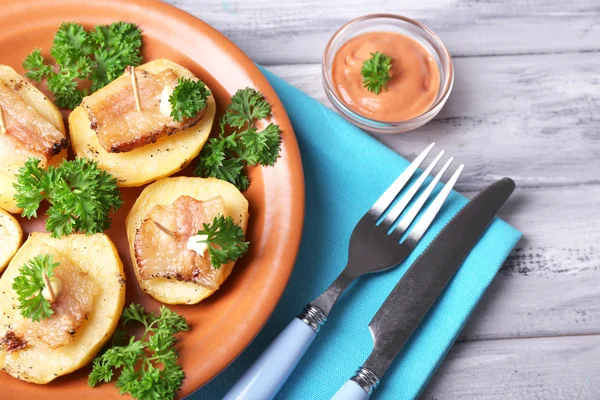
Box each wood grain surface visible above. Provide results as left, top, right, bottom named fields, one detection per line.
left=167, top=0, right=600, bottom=398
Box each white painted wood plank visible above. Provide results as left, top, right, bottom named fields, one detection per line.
left=460, top=185, right=600, bottom=340
left=167, top=0, right=600, bottom=64
left=268, top=51, right=600, bottom=191
left=420, top=335, right=600, bottom=399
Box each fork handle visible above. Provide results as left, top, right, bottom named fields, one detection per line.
left=331, top=381, right=370, bottom=400
left=224, top=315, right=322, bottom=400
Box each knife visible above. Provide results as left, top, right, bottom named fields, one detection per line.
left=331, top=177, right=516, bottom=400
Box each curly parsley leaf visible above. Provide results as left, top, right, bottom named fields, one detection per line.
left=361, top=51, right=392, bottom=95
left=239, top=123, right=282, bottom=167
left=196, top=215, right=249, bottom=269
left=196, top=88, right=281, bottom=190
left=89, top=304, right=189, bottom=400
left=195, top=123, right=250, bottom=191
left=225, top=87, right=271, bottom=128
left=22, top=50, right=53, bottom=82
left=89, top=22, right=143, bottom=91
left=22, top=21, right=142, bottom=109
left=169, top=78, right=211, bottom=122
left=13, top=157, right=123, bottom=238
left=11, top=254, right=60, bottom=322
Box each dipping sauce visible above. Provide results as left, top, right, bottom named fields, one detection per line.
left=332, top=31, right=440, bottom=122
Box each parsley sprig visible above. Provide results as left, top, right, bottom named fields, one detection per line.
left=361, top=52, right=392, bottom=95
left=23, top=22, right=142, bottom=109
left=89, top=304, right=189, bottom=400
left=13, top=158, right=123, bottom=238
left=196, top=88, right=282, bottom=191
left=196, top=215, right=249, bottom=269
left=12, top=254, right=60, bottom=322
left=168, top=78, right=211, bottom=122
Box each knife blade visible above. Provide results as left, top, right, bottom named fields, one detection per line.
left=331, top=177, right=515, bottom=400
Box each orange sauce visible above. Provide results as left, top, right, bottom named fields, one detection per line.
left=332, top=32, right=440, bottom=122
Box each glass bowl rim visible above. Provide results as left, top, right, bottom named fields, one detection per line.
left=322, top=13, right=454, bottom=127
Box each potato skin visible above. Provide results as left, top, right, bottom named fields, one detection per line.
left=69, top=59, right=216, bottom=187
left=0, top=233, right=126, bottom=384
left=126, top=177, right=249, bottom=304
left=0, top=208, right=22, bottom=273
left=0, top=65, right=66, bottom=213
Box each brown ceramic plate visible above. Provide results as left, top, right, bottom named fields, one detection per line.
left=0, top=0, right=305, bottom=398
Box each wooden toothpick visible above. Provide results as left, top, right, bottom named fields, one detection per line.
left=131, top=66, right=142, bottom=112
left=0, top=105, right=7, bottom=134
left=42, top=270, right=56, bottom=303
left=153, top=220, right=176, bottom=238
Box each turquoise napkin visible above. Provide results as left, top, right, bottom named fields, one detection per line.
left=190, top=68, right=521, bottom=399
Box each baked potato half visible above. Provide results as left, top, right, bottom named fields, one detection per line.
left=0, top=208, right=22, bottom=273
left=126, top=177, right=249, bottom=304
left=0, top=233, right=125, bottom=384
left=0, top=65, right=67, bottom=213
left=69, top=59, right=216, bottom=187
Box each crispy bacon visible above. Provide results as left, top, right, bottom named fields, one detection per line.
left=134, top=196, right=227, bottom=289
left=82, top=67, right=205, bottom=153
left=0, top=81, right=66, bottom=160
left=7, top=256, right=99, bottom=350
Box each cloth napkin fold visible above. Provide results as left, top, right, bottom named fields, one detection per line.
left=190, top=68, right=521, bottom=399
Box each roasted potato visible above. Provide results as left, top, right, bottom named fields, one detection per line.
left=126, top=177, right=249, bottom=304
left=0, top=233, right=125, bottom=384
left=0, top=65, right=67, bottom=213
left=69, top=59, right=216, bottom=187
left=0, top=208, right=22, bottom=273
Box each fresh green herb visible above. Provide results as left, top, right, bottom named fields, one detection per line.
left=13, top=158, right=123, bottom=238
left=225, top=87, right=272, bottom=128
left=22, top=21, right=142, bottom=109
left=196, top=88, right=282, bottom=190
left=198, top=125, right=249, bottom=190
left=196, top=215, right=249, bottom=269
left=88, top=304, right=189, bottom=400
left=12, top=254, right=60, bottom=322
left=168, top=78, right=211, bottom=122
left=361, top=52, right=392, bottom=95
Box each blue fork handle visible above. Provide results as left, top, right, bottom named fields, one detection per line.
left=223, top=318, right=317, bottom=400
left=331, top=381, right=371, bottom=400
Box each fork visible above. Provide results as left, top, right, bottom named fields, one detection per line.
left=224, top=143, right=464, bottom=400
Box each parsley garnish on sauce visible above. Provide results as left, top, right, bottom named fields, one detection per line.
left=361, top=51, right=392, bottom=95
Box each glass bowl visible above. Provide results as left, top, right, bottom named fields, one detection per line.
left=322, top=14, right=454, bottom=134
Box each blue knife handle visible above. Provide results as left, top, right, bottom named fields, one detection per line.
left=331, top=381, right=371, bottom=400
left=223, top=317, right=318, bottom=400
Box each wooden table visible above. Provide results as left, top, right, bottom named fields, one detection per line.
left=169, top=1, right=600, bottom=398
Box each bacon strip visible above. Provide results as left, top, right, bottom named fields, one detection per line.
left=134, top=196, right=227, bottom=289
left=82, top=67, right=205, bottom=153
left=0, top=82, right=66, bottom=160
left=6, top=256, right=99, bottom=350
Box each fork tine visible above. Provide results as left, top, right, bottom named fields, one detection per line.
left=370, top=143, right=435, bottom=218
left=397, top=164, right=464, bottom=244
left=379, top=150, right=445, bottom=230
left=390, top=157, right=454, bottom=237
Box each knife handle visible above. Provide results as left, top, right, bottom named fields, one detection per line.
left=224, top=307, right=325, bottom=400
left=331, top=381, right=371, bottom=400
left=331, top=366, right=379, bottom=400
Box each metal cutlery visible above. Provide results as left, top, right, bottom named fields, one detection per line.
left=330, top=177, right=516, bottom=399
left=225, top=143, right=464, bottom=400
